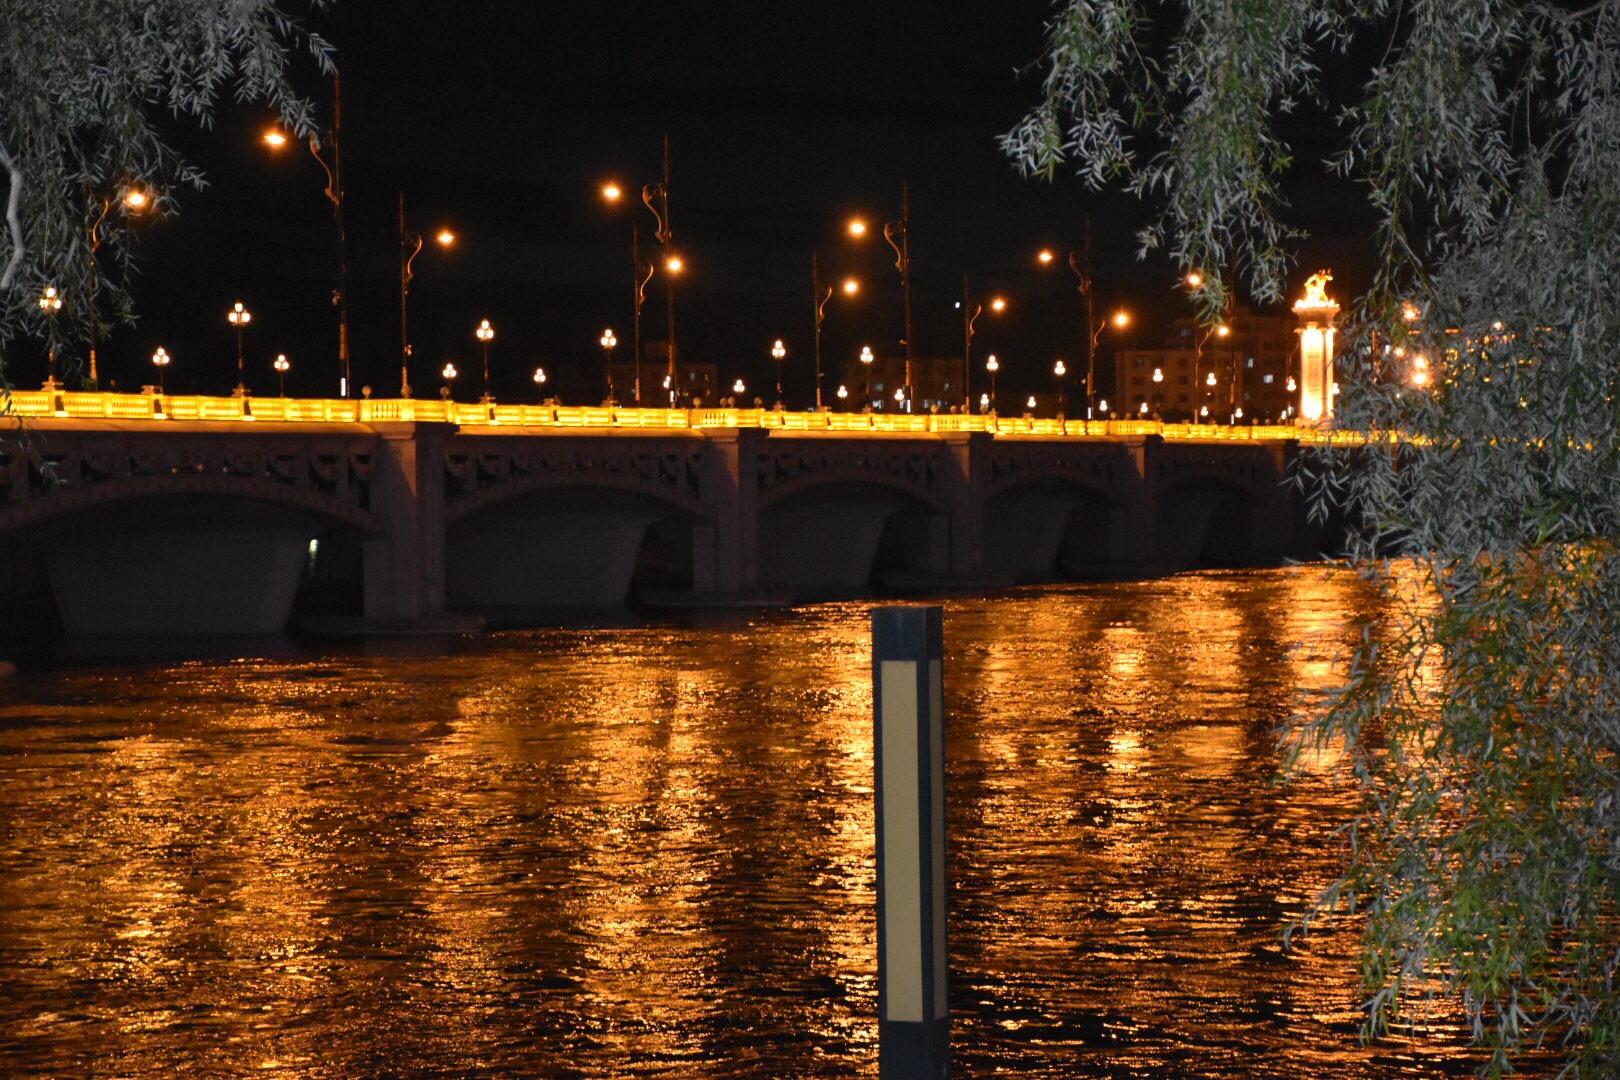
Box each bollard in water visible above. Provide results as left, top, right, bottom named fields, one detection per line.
left=872, top=605, right=949, bottom=1078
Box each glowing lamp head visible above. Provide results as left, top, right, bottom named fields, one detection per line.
left=442, top=362, right=458, bottom=381
left=1152, top=367, right=1163, bottom=383
left=601, top=182, right=622, bottom=202
left=1112, top=311, right=1129, bottom=329
left=985, top=354, right=999, bottom=373
left=273, top=353, right=290, bottom=374
left=1216, top=324, right=1230, bottom=338
left=1185, top=270, right=1204, bottom=289
left=600, top=328, right=617, bottom=349
left=990, top=297, right=1007, bottom=313
left=263, top=130, right=288, bottom=148
left=122, top=188, right=149, bottom=211
left=1206, top=372, right=1217, bottom=386
left=151, top=347, right=171, bottom=368
left=665, top=255, right=684, bottom=273
left=771, top=339, right=786, bottom=361
left=533, top=367, right=547, bottom=384
left=1037, top=249, right=1055, bottom=265
left=847, top=219, right=868, bottom=237
left=860, top=346, right=874, bottom=365
left=842, top=278, right=859, bottom=296
left=733, top=379, right=746, bottom=394
left=38, top=286, right=61, bottom=314
left=1139, top=401, right=1149, bottom=414
left=1054, top=360, right=1067, bottom=377
left=435, top=229, right=456, bottom=247
left=228, top=301, right=251, bottom=327
left=837, top=384, right=849, bottom=400
left=477, top=319, right=495, bottom=343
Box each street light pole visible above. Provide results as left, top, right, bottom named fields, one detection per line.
left=888, top=184, right=914, bottom=409
left=398, top=193, right=454, bottom=398
left=985, top=353, right=999, bottom=413
left=228, top=301, right=252, bottom=396
left=476, top=319, right=495, bottom=402
left=642, top=135, right=678, bottom=401
left=600, top=328, right=618, bottom=403
left=962, top=277, right=1006, bottom=413
left=771, top=338, right=786, bottom=408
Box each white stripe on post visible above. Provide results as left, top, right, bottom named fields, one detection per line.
left=881, top=659, right=923, bottom=1022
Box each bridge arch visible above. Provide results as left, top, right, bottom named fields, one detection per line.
left=983, top=472, right=1125, bottom=580
left=758, top=478, right=947, bottom=594
left=1154, top=473, right=1277, bottom=569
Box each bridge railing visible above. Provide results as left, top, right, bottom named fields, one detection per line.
left=2, top=388, right=1324, bottom=442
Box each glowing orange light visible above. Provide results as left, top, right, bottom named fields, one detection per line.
left=848, top=219, right=868, bottom=237
left=1185, top=270, right=1204, bottom=288
left=263, top=130, right=289, bottom=148
left=666, top=255, right=684, bottom=273
left=1112, top=310, right=1130, bottom=329
left=1216, top=324, right=1231, bottom=338
left=841, top=278, right=859, bottom=295
left=436, top=229, right=456, bottom=246
left=123, top=189, right=149, bottom=211
left=601, top=182, right=622, bottom=201
left=1037, top=249, right=1055, bottom=265
left=990, top=297, right=1007, bottom=312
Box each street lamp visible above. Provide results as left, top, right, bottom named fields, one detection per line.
left=985, top=353, right=1000, bottom=412
left=1054, top=358, right=1068, bottom=416
left=850, top=183, right=914, bottom=409
left=399, top=193, right=455, bottom=397
left=733, top=378, right=746, bottom=398
left=151, top=346, right=171, bottom=393
left=1036, top=221, right=1111, bottom=418
left=273, top=353, right=290, bottom=396
left=962, top=278, right=1007, bottom=412
left=532, top=366, right=548, bottom=401
left=441, top=361, right=458, bottom=399
left=600, top=327, right=618, bottom=403
left=228, top=301, right=252, bottom=396
left=811, top=250, right=858, bottom=410
left=84, top=187, right=150, bottom=389
left=603, top=136, right=680, bottom=402
left=263, top=74, right=350, bottom=396
left=771, top=338, right=786, bottom=408
left=859, top=344, right=875, bottom=408
left=38, top=286, right=62, bottom=386
left=475, top=319, right=495, bottom=401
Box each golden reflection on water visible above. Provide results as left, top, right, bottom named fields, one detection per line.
left=0, top=567, right=1492, bottom=1078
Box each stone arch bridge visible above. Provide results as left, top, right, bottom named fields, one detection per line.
left=0, top=409, right=1316, bottom=635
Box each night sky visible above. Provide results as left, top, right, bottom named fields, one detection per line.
left=108, top=2, right=1373, bottom=405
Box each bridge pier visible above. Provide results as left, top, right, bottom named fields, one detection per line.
left=362, top=422, right=456, bottom=625
left=693, top=429, right=763, bottom=596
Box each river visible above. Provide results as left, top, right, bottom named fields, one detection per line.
left=0, top=567, right=1492, bottom=1077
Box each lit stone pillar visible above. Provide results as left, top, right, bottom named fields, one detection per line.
left=363, top=421, right=452, bottom=620
left=1292, top=271, right=1340, bottom=423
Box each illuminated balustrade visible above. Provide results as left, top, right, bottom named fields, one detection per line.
left=0, top=389, right=1322, bottom=441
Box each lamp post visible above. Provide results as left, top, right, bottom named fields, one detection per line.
left=38, top=286, right=62, bottom=387
left=273, top=353, right=290, bottom=396
left=475, top=319, right=495, bottom=402
left=532, top=366, right=548, bottom=402
left=605, top=137, right=680, bottom=401
left=263, top=74, right=350, bottom=396
left=600, top=328, right=618, bottom=403
left=228, top=301, right=252, bottom=396
left=985, top=353, right=1000, bottom=413
left=962, top=277, right=1006, bottom=413
left=1054, top=358, right=1068, bottom=417
left=152, top=346, right=170, bottom=393
left=83, top=187, right=149, bottom=389
left=399, top=192, right=455, bottom=397
left=771, top=338, right=786, bottom=408
left=850, top=182, right=914, bottom=409
left=441, top=361, right=458, bottom=400
left=859, top=344, right=875, bottom=409
left=811, top=251, right=858, bottom=411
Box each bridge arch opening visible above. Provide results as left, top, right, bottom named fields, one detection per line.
left=1155, top=477, right=1275, bottom=569
left=759, top=481, right=942, bottom=596
left=984, top=478, right=1123, bottom=581
left=8, top=494, right=338, bottom=636
left=446, top=487, right=697, bottom=615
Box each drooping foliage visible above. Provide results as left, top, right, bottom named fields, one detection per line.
left=1006, top=2, right=1620, bottom=1075
left=0, top=0, right=332, bottom=383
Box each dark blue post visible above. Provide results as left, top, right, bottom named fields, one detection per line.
left=872, top=605, right=949, bottom=1078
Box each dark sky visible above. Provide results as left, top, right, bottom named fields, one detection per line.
left=115, top=2, right=1373, bottom=404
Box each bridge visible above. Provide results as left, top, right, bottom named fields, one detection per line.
left=0, top=389, right=1332, bottom=636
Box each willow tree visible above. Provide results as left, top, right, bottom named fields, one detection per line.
left=0, top=0, right=332, bottom=386
left=1006, top=2, right=1620, bottom=1075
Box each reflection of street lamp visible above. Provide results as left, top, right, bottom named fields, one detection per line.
left=151, top=346, right=171, bottom=393
left=38, top=286, right=62, bottom=386
left=600, top=328, right=618, bottom=403
left=962, top=278, right=1006, bottom=412
left=399, top=193, right=455, bottom=397
left=850, top=184, right=914, bottom=407
left=859, top=344, right=875, bottom=408
left=475, top=319, right=495, bottom=401
left=771, top=338, right=786, bottom=408
left=273, top=353, right=290, bottom=396
left=532, top=366, right=548, bottom=401
left=985, top=353, right=1000, bottom=412
left=228, top=301, right=252, bottom=396
left=263, top=76, right=350, bottom=396
left=1054, top=358, right=1068, bottom=416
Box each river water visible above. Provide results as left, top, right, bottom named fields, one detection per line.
left=0, top=568, right=1492, bottom=1077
